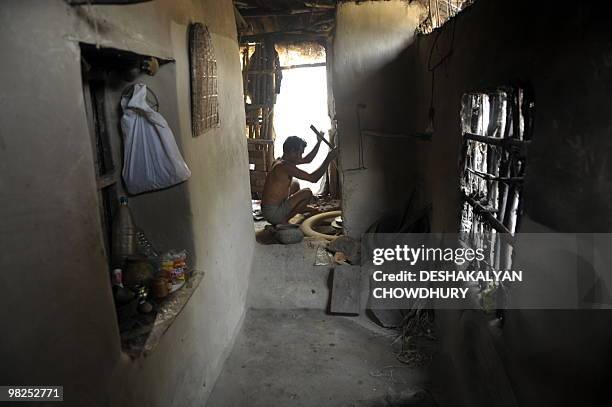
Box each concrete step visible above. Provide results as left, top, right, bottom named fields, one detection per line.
left=248, top=239, right=332, bottom=309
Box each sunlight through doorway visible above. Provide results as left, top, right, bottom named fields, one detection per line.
left=274, top=44, right=331, bottom=194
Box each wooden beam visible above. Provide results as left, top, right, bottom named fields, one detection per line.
left=466, top=168, right=524, bottom=185
left=363, top=130, right=432, bottom=141
left=67, top=0, right=151, bottom=4
left=463, top=193, right=514, bottom=238
left=247, top=138, right=274, bottom=145
left=246, top=70, right=276, bottom=75
left=464, top=132, right=530, bottom=148
left=240, top=31, right=330, bottom=43
left=242, top=9, right=330, bottom=18
left=245, top=103, right=275, bottom=110
left=304, top=2, right=335, bottom=9
left=234, top=5, right=250, bottom=32
left=281, top=62, right=326, bottom=70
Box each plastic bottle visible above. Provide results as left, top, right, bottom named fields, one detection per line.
left=112, top=197, right=137, bottom=266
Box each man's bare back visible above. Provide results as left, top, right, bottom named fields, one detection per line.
left=261, top=159, right=294, bottom=206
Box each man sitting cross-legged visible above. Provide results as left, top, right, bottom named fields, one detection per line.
left=261, top=135, right=337, bottom=225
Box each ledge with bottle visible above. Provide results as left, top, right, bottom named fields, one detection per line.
left=109, top=197, right=205, bottom=358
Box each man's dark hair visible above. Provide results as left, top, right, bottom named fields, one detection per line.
left=283, top=136, right=307, bottom=154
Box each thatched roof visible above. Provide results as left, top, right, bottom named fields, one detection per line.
left=234, top=0, right=337, bottom=44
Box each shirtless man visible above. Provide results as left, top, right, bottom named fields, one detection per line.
left=261, top=135, right=337, bottom=225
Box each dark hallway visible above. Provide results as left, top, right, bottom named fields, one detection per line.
left=1, top=1, right=611, bottom=406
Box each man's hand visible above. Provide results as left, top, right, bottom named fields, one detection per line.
left=327, top=147, right=339, bottom=161
left=300, top=134, right=323, bottom=164
left=286, top=146, right=338, bottom=183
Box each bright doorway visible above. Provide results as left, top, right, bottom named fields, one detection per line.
left=273, top=43, right=331, bottom=194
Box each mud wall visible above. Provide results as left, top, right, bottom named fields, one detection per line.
left=0, top=1, right=254, bottom=406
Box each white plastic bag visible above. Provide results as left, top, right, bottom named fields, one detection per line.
left=120, top=83, right=191, bottom=194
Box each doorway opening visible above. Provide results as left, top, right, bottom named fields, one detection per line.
left=242, top=40, right=341, bottom=240
left=274, top=43, right=331, bottom=193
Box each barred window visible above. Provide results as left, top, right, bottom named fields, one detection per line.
left=459, top=87, right=534, bottom=294
left=457, top=88, right=533, bottom=315
left=460, top=87, right=533, bottom=237
left=189, top=23, right=219, bottom=136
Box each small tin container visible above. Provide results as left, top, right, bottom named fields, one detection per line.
left=151, top=277, right=170, bottom=299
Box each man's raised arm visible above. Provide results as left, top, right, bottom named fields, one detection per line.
left=286, top=148, right=337, bottom=183
left=298, top=138, right=322, bottom=164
